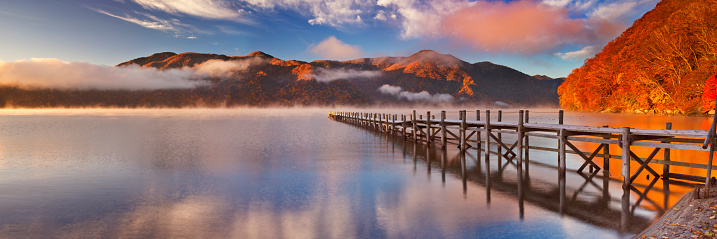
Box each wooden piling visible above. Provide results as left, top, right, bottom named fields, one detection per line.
left=621, top=126, right=631, bottom=228
left=484, top=110, right=491, bottom=164
left=441, top=111, right=447, bottom=149
left=498, top=110, right=503, bottom=159
left=559, top=128, right=567, bottom=213
left=524, top=110, right=530, bottom=174
left=559, top=110, right=564, bottom=125
left=413, top=110, right=417, bottom=142
left=460, top=110, right=467, bottom=152
left=427, top=111, right=432, bottom=144
left=476, top=110, right=482, bottom=160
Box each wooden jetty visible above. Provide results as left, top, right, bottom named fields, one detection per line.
left=328, top=109, right=717, bottom=230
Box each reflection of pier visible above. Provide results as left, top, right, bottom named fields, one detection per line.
left=328, top=110, right=717, bottom=232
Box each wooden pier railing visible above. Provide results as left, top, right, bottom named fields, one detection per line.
left=328, top=110, right=717, bottom=199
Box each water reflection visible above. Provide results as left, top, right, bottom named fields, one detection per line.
left=0, top=109, right=700, bottom=238
left=374, top=121, right=698, bottom=235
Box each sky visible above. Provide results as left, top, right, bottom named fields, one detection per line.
left=0, top=0, right=659, bottom=78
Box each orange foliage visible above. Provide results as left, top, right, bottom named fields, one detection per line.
left=292, top=64, right=315, bottom=81
left=702, top=75, right=717, bottom=110
left=558, top=0, right=717, bottom=114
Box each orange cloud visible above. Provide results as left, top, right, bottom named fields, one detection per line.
left=441, top=0, right=622, bottom=54
left=307, top=36, right=364, bottom=60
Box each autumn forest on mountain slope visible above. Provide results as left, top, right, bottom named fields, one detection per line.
left=558, top=0, right=717, bottom=114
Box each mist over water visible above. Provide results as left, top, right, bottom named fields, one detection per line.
left=0, top=108, right=706, bottom=238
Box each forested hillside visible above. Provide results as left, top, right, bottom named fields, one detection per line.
left=558, top=0, right=717, bottom=114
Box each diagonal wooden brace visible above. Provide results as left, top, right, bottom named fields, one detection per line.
left=572, top=143, right=605, bottom=173
left=489, top=133, right=518, bottom=159
left=628, top=148, right=661, bottom=184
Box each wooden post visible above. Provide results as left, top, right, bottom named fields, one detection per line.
left=460, top=110, right=467, bottom=152
left=427, top=111, right=432, bottom=144
left=391, top=114, right=396, bottom=135
left=559, top=110, right=564, bottom=125
left=663, top=123, right=672, bottom=177
left=484, top=110, right=491, bottom=165
left=441, top=111, right=447, bottom=149
left=497, top=110, right=502, bottom=159
left=517, top=110, right=524, bottom=192
left=559, top=128, right=567, bottom=213
left=664, top=122, right=671, bottom=209
left=402, top=115, right=406, bottom=137
left=707, top=137, right=715, bottom=197
left=621, top=127, right=631, bottom=228
left=603, top=125, right=611, bottom=204
left=524, top=110, right=530, bottom=174
left=412, top=110, right=417, bottom=142
left=476, top=110, right=481, bottom=160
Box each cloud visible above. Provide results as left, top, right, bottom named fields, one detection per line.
left=441, top=0, right=603, bottom=54
left=308, top=36, right=364, bottom=60
left=245, top=0, right=369, bottom=27
left=378, top=84, right=454, bottom=103
left=377, top=0, right=471, bottom=39
left=555, top=45, right=601, bottom=60
left=0, top=58, right=208, bottom=90
left=96, top=10, right=208, bottom=38
left=131, top=0, right=251, bottom=23
left=194, top=58, right=268, bottom=77
left=310, top=68, right=382, bottom=82
left=0, top=57, right=271, bottom=90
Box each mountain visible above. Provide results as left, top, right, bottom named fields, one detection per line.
left=0, top=50, right=562, bottom=108
left=557, top=0, right=717, bottom=114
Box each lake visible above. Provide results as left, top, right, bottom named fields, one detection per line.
left=0, top=108, right=712, bottom=238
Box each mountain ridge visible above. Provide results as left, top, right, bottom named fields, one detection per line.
left=0, top=50, right=562, bottom=108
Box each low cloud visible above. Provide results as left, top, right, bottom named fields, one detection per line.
left=0, top=58, right=207, bottom=90
left=378, top=84, right=454, bottom=103
left=311, top=68, right=382, bottom=82
left=555, top=45, right=601, bottom=60
left=308, top=36, right=363, bottom=60
left=194, top=57, right=268, bottom=78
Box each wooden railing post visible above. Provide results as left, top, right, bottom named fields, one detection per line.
left=484, top=110, right=491, bottom=164
left=460, top=110, right=466, bottom=152
left=559, top=128, right=567, bottom=213
left=441, top=111, right=447, bottom=149
left=524, top=110, right=530, bottom=174
left=621, top=126, right=631, bottom=228
left=412, top=110, right=417, bottom=142
left=476, top=110, right=481, bottom=157
left=517, top=110, right=524, bottom=186
left=427, top=111, right=432, bottom=144
left=559, top=110, right=564, bottom=125
left=498, top=110, right=503, bottom=159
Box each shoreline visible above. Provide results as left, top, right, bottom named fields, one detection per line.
left=634, top=188, right=717, bottom=238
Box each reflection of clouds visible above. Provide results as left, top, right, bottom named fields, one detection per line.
left=376, top=177, right=512, bottom=238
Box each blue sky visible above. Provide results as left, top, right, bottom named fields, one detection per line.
left=0, top=0, right=659, bottom=78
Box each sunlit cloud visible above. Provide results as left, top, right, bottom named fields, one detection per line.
left=440, top=0, right=623, bottom=54
left=378, top=84, right=454, bottom=103
left=555, top=45, right=600, bottom=60
left=95, top=9, right=210, bottom=38
left=0, top=58, right=206, bottom=90
left=0, top=57, right=269, bottom=90
left=244, top=0, right=370, bottom=26
left=307, top=36, right=364, bottom=60
left=131, top=0, right=253, bottom=23
left=376, top=0, right=471, bottom=39
left=310, top=68, right=382, bottom=83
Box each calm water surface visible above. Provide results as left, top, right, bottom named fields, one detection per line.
left=0, top=108, right=710, bottom=238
